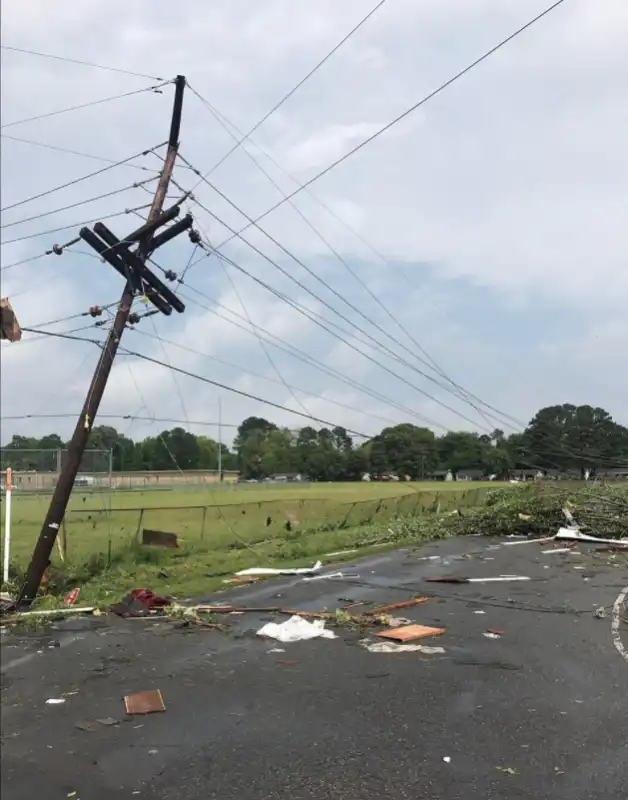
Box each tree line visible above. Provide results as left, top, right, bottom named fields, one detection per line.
left=2, top=404, right=627, bottom=481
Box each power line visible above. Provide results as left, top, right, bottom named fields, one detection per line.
left=204, top=222, right=313, bottom=420
left=1, top=142, right=165, bottom=213
left=18, top=327, right=107, bottom=347
left=211, top=1, right=569, bottom=249
left=0, top=203, right=152, bottom=247
left=184, top=193, right=495, bottom=431
left=1, top=79, right=172, bottom=129
left=189, top=88, right=524, bottom=432
left=118, top=344, right=374, bottom=438
left=0, top=413, right=240, bottom=428
left=1, top=134, right=161, bottom=173
left=1, top=176, right=157, bottom=230
left=128, top=326, right=403, bottom=430
left=184, top=160, right=510, bottom=430
left=191, top=0, right=388, bottom=186
left=176, top=285, right=453, bottom=431
left=1, top=44, right=165, bottom=81
left=186, top=96, right=505, bottom=430
left=24, top=301, right=119, bottom=331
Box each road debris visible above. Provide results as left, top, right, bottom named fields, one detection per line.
left=385, top=616, right=413, bottom=627
left=361, top=640, right=445, bottom=655
left=484, top=632, right=501, bottom=639
left=64, top=588, right=79, bottom=606
left=443, top=756, right=452, bottom=764
left=426, top=576, right=530, bottom=584
left=325, top=549, right=358, bottom=557
left=111, top=589, right=171, bottom=618
left=10, top=606, right=95, bottom=618
left=235, top=560, right=322, bottom=577
left=501, top=536, right=556, bottom=546
left=222, top=576, right=261, bottom=585
left=302, top=571, right=359, bottom=581
left=487, top=628, right=506, bottom=636
left=257, top=615, right=337, bottom=642
left=74, top=717, right=120, bottom=731
left=364, top=597, right=429, bottom=616
left=556, top=528, right=628, bottom=546
left=45, top=698, right=66, bottom=705
left=377, top=624, right=445, bottom=643
left=541, top=547, right=574, bottom=555
left=594, top=606, right=606, bottom=619
left=141, top=528, right=178, bottom=548
left=497, top=766, right=519, bottom=776
left=124, top=689, right=166, bottom=715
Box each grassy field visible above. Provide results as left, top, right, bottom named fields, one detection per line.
left=0, top=482, right=501, bottom=605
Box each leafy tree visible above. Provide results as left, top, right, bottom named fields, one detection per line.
left=522, top=404, right=628, bottom=473
left=370, top=424, right=436, bottom=479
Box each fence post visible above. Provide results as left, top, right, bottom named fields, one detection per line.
left=135, top=508, right=145, bottom=543
left=200, top=506, right=207, bottom=541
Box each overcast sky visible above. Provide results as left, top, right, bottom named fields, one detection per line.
left=1, top=0, right=627, bottom=448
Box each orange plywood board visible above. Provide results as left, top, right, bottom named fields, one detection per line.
left=124, top=689, right=165, bottom=715
left=376, top=624, right=445, bottom=642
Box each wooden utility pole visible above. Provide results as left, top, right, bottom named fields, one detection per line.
left=19, top=76, right=188, bottom=605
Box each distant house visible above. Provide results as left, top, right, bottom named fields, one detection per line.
left=455, top=469, right=485, bottom=482
left=427, top=470, right=449, bottom=482
left=599, top=469, right=628, bottom=481
left=510, top=469, right=543, bottom=482
left=427, top=470, right=454, bottom=482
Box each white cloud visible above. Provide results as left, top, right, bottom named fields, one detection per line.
left=2, top=0, right=627, bottom=450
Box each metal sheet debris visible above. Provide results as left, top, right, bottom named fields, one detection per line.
left=426, top=576, right=530, bottom=584
left=124, top=689, right=166, bottom=715
left=256, top=615, right=337, bottom=642
left=501, top=536, right=555, bottom=546
left=235, top=560, right=323, bottom=577
left=361, top=639, right=445, bottom=654
left=302, top=571, right=359, bottom=581
left=556, top=528, right=628, bottom=546
left=377, top=624, right=445, bottom=642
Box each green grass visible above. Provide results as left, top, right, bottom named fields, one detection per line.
left=0, top=481, right=501, bottom=605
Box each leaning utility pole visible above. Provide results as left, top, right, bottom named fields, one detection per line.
left=20, top=76, right=189, bottom=604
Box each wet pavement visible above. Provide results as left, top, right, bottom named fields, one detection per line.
left=1, top=536, right=627, bottom=799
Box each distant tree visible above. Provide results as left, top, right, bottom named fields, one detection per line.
left=522, top=404, right=628, bottom=474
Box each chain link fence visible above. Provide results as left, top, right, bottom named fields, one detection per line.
left=0, top=448, right=112, bottom=492
left=1, top=483, right=492, bottom=581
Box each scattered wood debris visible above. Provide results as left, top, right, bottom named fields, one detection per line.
left=365, top=597, right=428, bottom=616
left=124, top=690, right=165, bottom=715
left=377, top=624, right=445, bottom=643
left=142, top=529, right=179, bottom=548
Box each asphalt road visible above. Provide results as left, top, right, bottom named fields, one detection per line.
left=2, top=536, right=627, bottom=799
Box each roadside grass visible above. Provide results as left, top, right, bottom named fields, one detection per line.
left=1, top=482, right=501, bottom=607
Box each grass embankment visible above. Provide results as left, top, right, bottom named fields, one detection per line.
left=1, top=482, right=498, bottom=605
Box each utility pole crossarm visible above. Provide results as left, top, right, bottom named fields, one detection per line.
left=19, top=76, right=187, bottom=605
